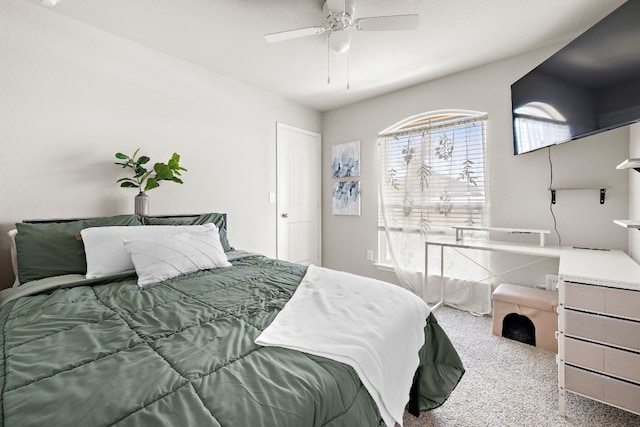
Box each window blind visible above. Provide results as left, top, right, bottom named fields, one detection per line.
left=378, top=113, right=488, bottom=234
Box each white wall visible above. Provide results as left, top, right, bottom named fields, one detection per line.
left=322, top=46, right=630, bottom=287
left=2, top=1, right=635, bottom=290
left=629, top=123, right=640, bottom=262
left=0, top=0, right=321, bottom=287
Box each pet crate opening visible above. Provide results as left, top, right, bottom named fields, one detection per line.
left=501, top=313, right=536, bottom=346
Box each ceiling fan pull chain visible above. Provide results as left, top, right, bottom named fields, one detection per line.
left=327, top=36, right=331, bottom=84
left=347, top=50, right=350, bottom=90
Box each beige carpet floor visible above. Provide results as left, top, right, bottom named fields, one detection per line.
left=400, top=305, right=640, bottom=427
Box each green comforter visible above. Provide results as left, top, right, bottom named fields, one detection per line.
left=0, top=256, right=464, bottom=427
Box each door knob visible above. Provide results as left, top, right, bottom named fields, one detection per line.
left=281, top=213, right=288, bottom=218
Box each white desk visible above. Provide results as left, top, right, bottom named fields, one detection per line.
left=426, top=233, right=640, bottom=416
left=425, top=234, right=565, bottom=310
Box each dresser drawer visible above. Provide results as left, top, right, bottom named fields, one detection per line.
left=565, top=366, right=640, bottom=414
left=564, top=282, right=604, bottom=312
left=605, top=287, right=640, bottom=320
left=564, top=311, right=640, bottom=352
left=564, top=282, right=640, bottom=320
left=565, top=337, right=640, bottom=383
left=565, top=338, right=604, bottom=370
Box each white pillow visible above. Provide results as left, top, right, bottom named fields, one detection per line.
left=123, top=229, right=231, bottom=287
left=81, top=224, right=217, bottom=278
left=7, top=229, right=20, bottom=287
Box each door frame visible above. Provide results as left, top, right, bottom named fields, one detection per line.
left=276, top=122, right=322, bottom=264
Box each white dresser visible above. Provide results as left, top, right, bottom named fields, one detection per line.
left=557, top=249, right=640, bottom=416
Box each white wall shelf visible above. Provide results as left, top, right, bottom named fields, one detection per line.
left=612, top=159, right=640, bottom=231
left=548, top=187, right=610, bottom=205
left=613, top=220, right=640, bottom=229
left=616, top=158, right=640, bottom=172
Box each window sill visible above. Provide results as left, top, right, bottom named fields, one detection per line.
left=374, top=262, right=394, bottom=272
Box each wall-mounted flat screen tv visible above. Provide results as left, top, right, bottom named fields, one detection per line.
left=511, top=0, right=640, bottom=155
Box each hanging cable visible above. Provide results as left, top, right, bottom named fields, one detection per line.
left=548, top=147, right=562, bottom=246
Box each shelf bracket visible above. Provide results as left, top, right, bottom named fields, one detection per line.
left=549, top=188, right=606, bottom=204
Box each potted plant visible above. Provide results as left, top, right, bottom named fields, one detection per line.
left=115, top=148, right=187, bottom=215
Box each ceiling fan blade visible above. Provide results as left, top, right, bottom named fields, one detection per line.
left=354, top=14, right=419, bottom=31
left=265, top=26, right=326, bottom=43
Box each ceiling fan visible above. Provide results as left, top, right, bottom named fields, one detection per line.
left=264, top=0, right=419, bottom=55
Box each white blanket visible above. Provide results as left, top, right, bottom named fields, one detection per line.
left=255, top=265, right=431, bottom=427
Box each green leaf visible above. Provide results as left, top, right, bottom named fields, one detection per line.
left=154, top=163, right=174, bottom=180
left=138, top=156, right=151, bottom=165
left=120, top=182, right=139, bottom=188
left=168, top=153, right=180, bottom=166
left=115, top=152, right=128, bottom=160
left=134, top=167, right=148, bottom=178
left=171, top=177, right=184, bottom=184
left=144, top=178, right=160, bottom=191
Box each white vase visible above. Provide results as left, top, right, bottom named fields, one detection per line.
left=135, top=191, right=149, bottom=216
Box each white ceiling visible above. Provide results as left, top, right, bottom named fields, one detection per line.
left=35, top=0, right=625, bottom=112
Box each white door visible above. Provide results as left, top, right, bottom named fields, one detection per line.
left=276, top=123, right=321, bottom=265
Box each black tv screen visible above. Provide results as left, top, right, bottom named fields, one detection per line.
left=511, top=0, right=640, bottom=155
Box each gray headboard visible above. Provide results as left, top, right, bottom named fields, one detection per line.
left=24, top=213, right=228, bottom=231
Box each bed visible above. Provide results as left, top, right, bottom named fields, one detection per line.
left=0, top=213, right=464, bottom=427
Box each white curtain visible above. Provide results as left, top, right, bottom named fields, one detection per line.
left=377, top=112, right=491, bottom=314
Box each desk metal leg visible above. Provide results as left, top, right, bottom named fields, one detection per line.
left=440, top=245, right=444, bottom=306
left=425, top=242, right=429, bottom=288
left=425, top=242, right=444, bottom=311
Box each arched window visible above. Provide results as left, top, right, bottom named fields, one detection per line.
left=377, top=110, right=489, bottom=311
left=378, top=110, right=488, bottom=241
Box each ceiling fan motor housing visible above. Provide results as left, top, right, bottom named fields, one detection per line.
left=323, top=0, right=354, bottom=30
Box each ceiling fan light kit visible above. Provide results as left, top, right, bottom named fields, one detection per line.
left=329, top=30, right=351, bottom=54
left=264, top=0, right=419, bottom=86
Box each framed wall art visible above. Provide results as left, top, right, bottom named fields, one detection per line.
left=332, top=180, right=361, bottom=216
left=331, top=141, right=360, bottom=178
